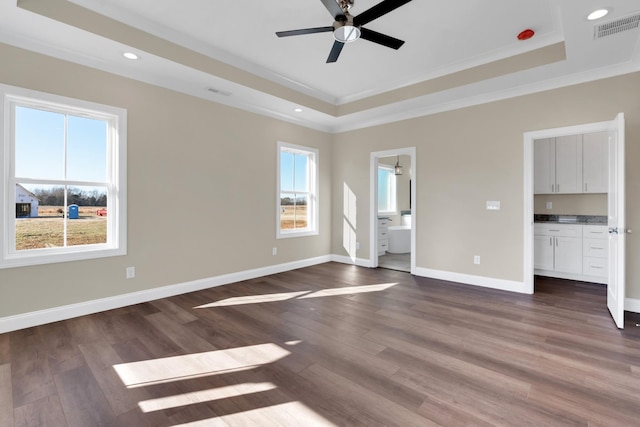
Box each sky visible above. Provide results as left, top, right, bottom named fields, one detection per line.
left=14, top=105, right=107, bottom=194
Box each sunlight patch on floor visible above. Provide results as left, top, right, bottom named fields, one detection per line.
left=195, top=291, right=310, bottom=308
left=138, top=382, right=277, bottom=412
left=194, top=283, right=398, bottom=308
left=113, top=343, right=290, bottom=388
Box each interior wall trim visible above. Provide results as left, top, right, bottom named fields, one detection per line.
left=414, top=267, right=528, bottom=294
left=625, top=298, right=640, bottom=314
left=330, top=254, right=372, bottom=268
left=0, top=255, right=331, bottom=334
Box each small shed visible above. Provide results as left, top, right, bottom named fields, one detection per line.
left=15, top=184, right=39, bottom=218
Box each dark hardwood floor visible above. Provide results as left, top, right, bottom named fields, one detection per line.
left=2, top=263, right=640, bottom=426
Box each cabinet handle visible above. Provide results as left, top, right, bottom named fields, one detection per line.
left=555, top=237, right=558, bottom=247
left=591, top=266, right=603, bottom=269
left=556, top=184, right=560, bottom=192
left=585, top=183, right=588, bottom=192
left=551, top=184, right=554, bottom=192
left=549, top=237, right=552, bottom=246
left=549, top=229, right=560, bottom=232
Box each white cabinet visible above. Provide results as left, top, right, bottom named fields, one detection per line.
left=534, top=223, right=608, bottom=283
left=377, top=218, right=389, bottom=256
left=534, top=132, right=607, bottom=195
left=534, top=135, right=582, bottom=194
left=582, top=131, right=608, bottom=193
left=582, top=225, right=608, bottom=278
left=534, top=224, right=582, bottom=274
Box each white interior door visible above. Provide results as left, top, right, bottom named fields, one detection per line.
left=607, top=113, right=626, bottom=329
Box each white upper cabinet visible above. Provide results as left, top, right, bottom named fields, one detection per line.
left=582, top=131, right=608, bottom=193
left=534, top=132, right=607, bottom=195
left=554, top=134, right=582, bottom=194
left=534, top=137, right=555, bottom=194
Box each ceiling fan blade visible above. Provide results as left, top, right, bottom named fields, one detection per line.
left=276, top=26, right=334, bottom=37
left=353, top=0, right=413, bottom=27
left=326, top=40, right=345, bottom=63
left=320, top=0, right=346, bottom=19
left=360, top=28, right=405, bottom=49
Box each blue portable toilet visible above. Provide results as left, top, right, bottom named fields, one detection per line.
left=68, top=204, right=79, bottom=219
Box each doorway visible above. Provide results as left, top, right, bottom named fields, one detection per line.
left=523, top=114, right=626, bottom=328
left=370, top=147, right=416, bottom=274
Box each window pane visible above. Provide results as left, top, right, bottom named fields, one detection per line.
left=15, top=183, right=64, bottom=250
left=280, top=193, right=294, bottom=230
left=67, top=115, right=107, bottom=182
left=280, top=151, right=294, bottom=191
left=15, top=106, right=65, bottom=180
left=67, top=185, right=108, bottom=247
left=293, top=154, right=308, bottom=192
left=293, top=194, right=309, bottom=229
left=378, top=168, right=390, bottom=212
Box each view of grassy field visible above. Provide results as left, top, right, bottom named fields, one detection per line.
left=280, top=205, right=307, bottom=229
left=16, top=206, right=107, bottom=250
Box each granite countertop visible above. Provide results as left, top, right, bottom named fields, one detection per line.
left=534, top=214, right=607, bottom=225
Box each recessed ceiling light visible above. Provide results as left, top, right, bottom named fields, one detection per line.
left=587, top=8, right=610, bottom=21
left=293, top=108, right=303, bottom=113
left=123, top=52, right=139, bottom=60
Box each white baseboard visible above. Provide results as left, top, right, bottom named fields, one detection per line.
left=0, top=255, right=331, bottom=334
left=625, top=298, right=640, bottom=314
left=414, top=267, right=529, bottom=294
left=330, top=254, right=372, bottom=267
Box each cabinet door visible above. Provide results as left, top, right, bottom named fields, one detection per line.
left=534, top=138, right=555, bottom=194
left=554, top=134, right=582, bottom=194
left=554, top=236, right=582, bottom=274
left=582, top=131, right=608, bottom=193
left=534, top=235, right=554, bottom=270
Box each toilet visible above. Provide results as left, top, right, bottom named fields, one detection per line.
left=387, top=213, right=411, bottom=254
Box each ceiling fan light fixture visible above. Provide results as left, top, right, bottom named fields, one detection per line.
left=334, top=24, right=361, bottom=43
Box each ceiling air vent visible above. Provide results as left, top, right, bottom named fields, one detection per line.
left=594, top=13, right=640, bottom=39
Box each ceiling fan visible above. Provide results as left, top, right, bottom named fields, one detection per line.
left=276, top=0, right=413, bottom=63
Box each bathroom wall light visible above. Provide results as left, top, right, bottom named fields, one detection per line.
left=394, top=156, right=403, bottom=175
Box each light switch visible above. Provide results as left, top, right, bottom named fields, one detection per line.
left=486, top=201, right=501, bottom=210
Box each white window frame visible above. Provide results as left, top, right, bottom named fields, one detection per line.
left=277, top=141, right=318, bottom=239
left=0, top=84, right=127, bottom=268
left=377, top=164, right=397, bottom=216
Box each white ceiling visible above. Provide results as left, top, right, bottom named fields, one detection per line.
left=1, top=0, right=639, bottom=132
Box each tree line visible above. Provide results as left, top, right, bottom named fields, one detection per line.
left=280, top=196, right=308, bottom=206
left=32, top=187, right=107, bottom=207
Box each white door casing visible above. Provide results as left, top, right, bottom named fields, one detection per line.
left=524, top=114, right=626, bottom=328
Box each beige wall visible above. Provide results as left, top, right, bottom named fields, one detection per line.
left=534, top=194, right=607, bottom=215
left=332, top=72, right=640, bottom=299
left=0, top=44, right=332, bottom=318
left=2, top=42, right=640, bottom=322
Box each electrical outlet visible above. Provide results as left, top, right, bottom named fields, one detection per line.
left=474, top=255, right=480, bottom=265
left=272, top=247, right=277, bottom=256
left=356, top=242, right=360, bottom=250
left=126, top=266, right=135, bottom=279
left=546, top=202, right=553, bottom=210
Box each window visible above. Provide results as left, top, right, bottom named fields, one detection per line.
left=277, top=142, right=318, bottom=238
left=1, top=85, right=126, bottom=268
left=378, top=164, right=397, bottom=215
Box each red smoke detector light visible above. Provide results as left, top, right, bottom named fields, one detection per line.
left=517, top=29, right=535, bottom=40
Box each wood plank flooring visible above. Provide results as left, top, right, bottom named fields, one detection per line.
left=2, top=263, right=640, bottom=426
